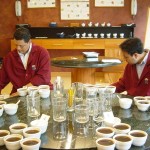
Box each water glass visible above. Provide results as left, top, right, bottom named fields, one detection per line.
left=93, top=98, right=104, bottom=126
left=52, top=99, right=67, bottom=122
left=53, top=121, right=67, bottom=140
left=26, top=95, right=40, bottom=118
left=85, top=85, right=97, bottom=100
left=72, top=82, right=83, bottom=100
left=75, top=104, right=89, bottom=124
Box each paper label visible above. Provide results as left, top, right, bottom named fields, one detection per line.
left=40, top=114, right=50, bottom=122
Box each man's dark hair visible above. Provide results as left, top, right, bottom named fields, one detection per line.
left=119, top=38, right=144, bottom=56
left=14, top=27, right=31, bottom=43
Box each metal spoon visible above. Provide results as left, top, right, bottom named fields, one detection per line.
left=16, top=100, right=20, bottom=105
left=117, top=95, right=121, bottom=99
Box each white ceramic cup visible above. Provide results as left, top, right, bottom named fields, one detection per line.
left=100, top=33, right=104, bottom=38
left=119, top=98, right=133, bottom=109
left=128, top=130, right=148, bottom=146
left=96, top=137, right=115, bottom=150
left=0, top=130, right=10, bottom=146
left=20, top=137, right=41, bottom=150
left=23, top=127, right=41, bottom=139
left=4, top=134, right=23, bottom=150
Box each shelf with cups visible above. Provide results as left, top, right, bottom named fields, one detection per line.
left=27, top=26, right=135, bottom=39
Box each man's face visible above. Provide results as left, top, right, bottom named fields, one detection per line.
left=14, top=39, right=30, bottom=54
left=122, top=51, right=138, bottom=65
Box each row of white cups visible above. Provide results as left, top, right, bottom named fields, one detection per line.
left=76, top=33, right=124, bottom=38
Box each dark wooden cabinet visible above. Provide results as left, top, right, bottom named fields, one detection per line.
left=27, top=26, right=135, bottom=39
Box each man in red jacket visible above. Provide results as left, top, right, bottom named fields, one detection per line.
left=112, top=38, right=150, bottom=96
left=0, top=27, right=53, bottom=95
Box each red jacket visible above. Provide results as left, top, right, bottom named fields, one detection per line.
left=112, top=52, right=150, bottom=96
left=0, top=44, right=53, bottom=94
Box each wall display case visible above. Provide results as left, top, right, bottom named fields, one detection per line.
left=60, top=0, right=89, bottom=20
left=27, top=26, right=135, bottom=39
left=27, top=0, right=55, bottom=8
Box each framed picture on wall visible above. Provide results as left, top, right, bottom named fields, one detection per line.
left=27, top=0, right=56, bottom=8
left=95, top=0, right=124, bottom=7
left=61, top=0, right=90, bottom=20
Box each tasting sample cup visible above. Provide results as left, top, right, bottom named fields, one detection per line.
left=26, top=95, right=41, bottom=118
left=113, top=123, right=131, bottom=134
left=96, top=137, right=115, bottom=150
left=75, top=104, right=89, bottom=124
left=20, top=137, right=41, bottom=150
left=128, top=130, right=148, bottom=146
left=0, top=130, right=10, bottom=146
left=113, top=134, right=133, bottom=150
left=23, top=127, right=41, bottom=138
left=4, top=134, right=23, bottom=150
left=38, top=89, right=50, bottom=99
left=133, top=96, right=146, bottom=105
left=52, top=99, right=67, bottom=122
left=17, top=88, right=28, bottom=97
left=96, top=127, right=115, bottom=138
left=136, top=100, right=150, bottom=111
left=38, top=85, right=50, bottom=90
left=9, top=123, right=28, bottom=135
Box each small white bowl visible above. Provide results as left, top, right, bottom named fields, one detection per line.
left=38, top=85, right=50, bottom=90
left=133, top=96, right=146, bottom=105
left=113, top=134, right=133, bottom=150
left=20, top=137, right=41, bottom=150
left=30, top=119, right=48, bottom=134
left=128, top=130, right=148, bottom=146
left=136, top=100, right=150, bottom=111
left=113, top=123, right=131, bottom=134
left=4, top=134, right=23, bottom=150
left=119, top=98, right=132, bottom=109
left=4, top=104, right=18, bottom=115
left=17, top=88, right=28, bottom=96
left=23, top=127, right=41, bottom=139
left=0, top=105, right=3, bottom=117
left=0, top=130, right=10, bottom=146
left=38, top=89, right=50, bottom=99
left=9, top=123, right=28, bottom=135
left=96, top=127, right=114, bottom=138
left=96, top=137, right=115, bottom=150
left=104, top=117, right=121, bottom=127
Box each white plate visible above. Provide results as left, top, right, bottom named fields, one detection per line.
left=101, top=59, right=121, bottom=63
